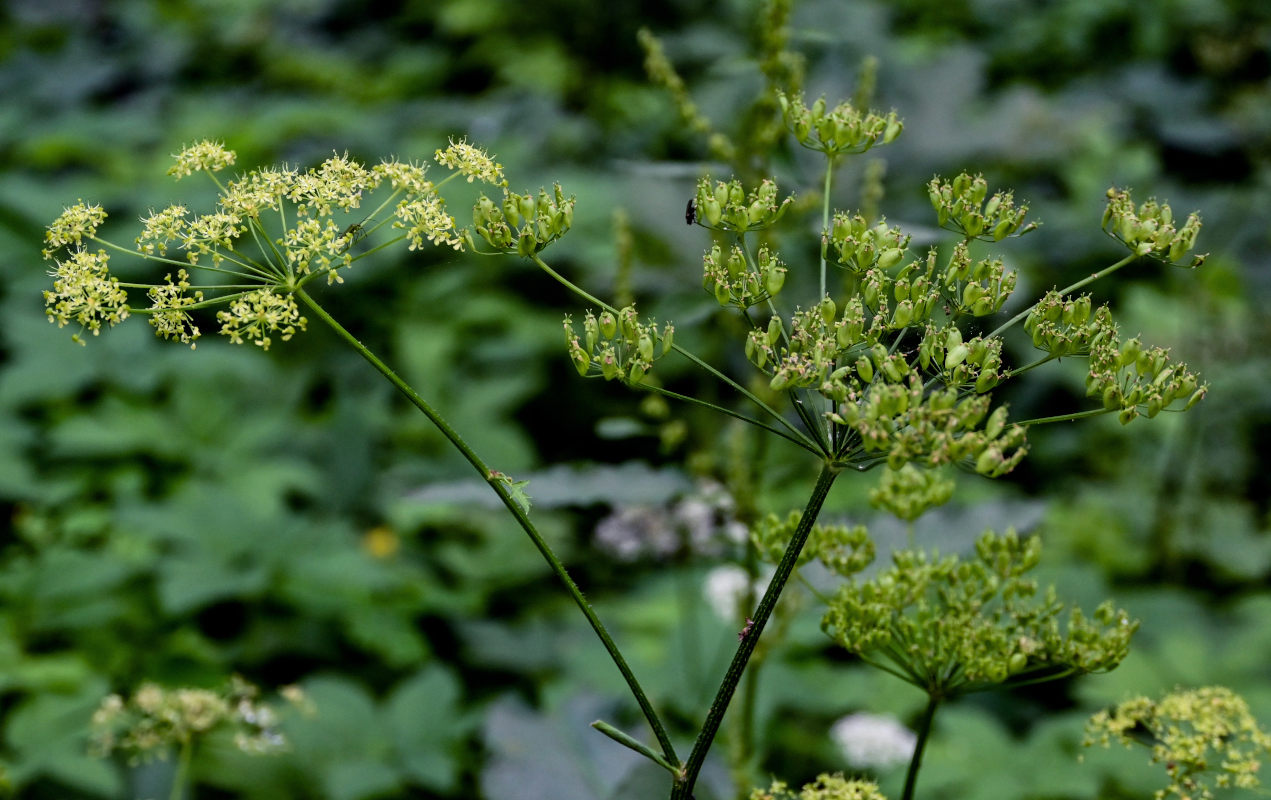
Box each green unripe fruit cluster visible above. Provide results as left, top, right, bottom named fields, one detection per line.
left=827, top=212, right=910, bottom=274
left=942, top=242, right=1017, bottom=317
left=702, top=244, right=787, bottom=309
left=1085, top=335, right=1206, bottom=424
left=563, top=305, right=674, bottom=386
left=778, top=91, right=903, bottom=156
left=693, top=177, right=794, bottom=233
left=1102, top=188, right=1204, bottom=266
left=473, top=183, right=575, bottom=256
left=928, top=172, right=1036, bottom=241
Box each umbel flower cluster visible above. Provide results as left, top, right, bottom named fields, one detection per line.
left=821, top=529, right=1138, bottom=694
left=41, top=138, right=518, bottom=349
left=750, top=773, right=887, bottom=800
left=1085, top=686, right=1271, bottom=800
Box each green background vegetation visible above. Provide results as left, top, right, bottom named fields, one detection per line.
left=1, top=0, right=1268, bottom=798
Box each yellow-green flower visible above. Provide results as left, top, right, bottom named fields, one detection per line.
left=435, top=137, right=506, bottom=186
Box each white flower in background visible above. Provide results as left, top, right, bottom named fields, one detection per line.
left=702, top=565, right=771, bottom=621
left=594, top=505, right=678, bottom=561
left=830, top=712, right=917, bottom=770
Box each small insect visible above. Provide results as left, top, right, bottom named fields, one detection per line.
left=737, top=617, right=755, bottom=641
left=337, top=222, right=367, bottom=252
left=685, top=197, right=697, bottom=226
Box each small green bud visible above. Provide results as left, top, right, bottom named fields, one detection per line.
left=985, top=406, right=1008, bottom=439
left=766, top=316, right=782, bottom=346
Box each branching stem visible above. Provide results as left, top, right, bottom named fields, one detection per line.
left=297, top=288, right=680, bottom=770
left=671, top=463, right=840, bottom=799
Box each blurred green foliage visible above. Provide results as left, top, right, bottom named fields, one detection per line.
left=1, top=0, right=1269, bottom=798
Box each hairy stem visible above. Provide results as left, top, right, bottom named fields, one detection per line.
left=672, top=463, right=840, bottom=799
left=297, top=288, right=680, bottom=769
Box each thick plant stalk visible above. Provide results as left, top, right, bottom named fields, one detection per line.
left=901, top=695, right=940, bottom=800
left=297, top=288, right=681, bottom=770
left=671, top=463, right=839, bottom=799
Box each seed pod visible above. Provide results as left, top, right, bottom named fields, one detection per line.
left=945, top=344, right=969, bottom=370
left=638, top=335, right=654, bottom=362
left=985, top=406, right=1008, bottom=439
left=599, top=311, right=617, bottom=339
left=883, top=114, right=902, bottom=143
left=856, top=356, right=874, bottom=383
left=766, top=316, right=782, bottom=346
left=569, top=345, right=591, bottom=377
left=891, top=300, right=913, bottom=328
left=819, top=296, right=837, bottom=324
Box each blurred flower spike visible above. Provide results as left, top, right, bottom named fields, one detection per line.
left=40, top=139, right=511, bottom=349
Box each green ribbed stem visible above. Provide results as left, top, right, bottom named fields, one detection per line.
left=297, top=288, right=680, bottom=771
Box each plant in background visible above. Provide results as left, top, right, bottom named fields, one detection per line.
left=1084, top=686, right=1271, bottom=800
left=89, top=677, right=310, bottom=800
left=38, top=18, right=1258, bottom=800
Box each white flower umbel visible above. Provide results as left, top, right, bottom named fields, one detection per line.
left=830, top=712, right=917, bottom=770
left=703, top=565, right=772, bottom=622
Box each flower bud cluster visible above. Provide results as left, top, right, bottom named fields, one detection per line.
left=777, top=91, right=902, bottom=155
left=563, top=305, right=674, bottom=385
left=1102, top=188, right=1204, bottom=265
left=822, top=529, right=1137, bottom=693
left=1084, top=686, right=1271, bottom=800
left=702, top=244, right=787, bottom=309
left=473, top=184, right=576, bottom=256
left=940, top=242, right=1017, bottom=317
left=827, top=213, right=910, bottom=274
left=750, top=510, right=874, bottom=576
left=928, top=173, right=1035, bottom=240
left=918, top=325, right=1005, bottom=393
left=1086, top=335, right=1205, bottom=424
left=868, top=464, right=954, bottom=522
left=1023, top=290, right=1115, bottom=357
left=692, top=177, right=794, bottom=232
